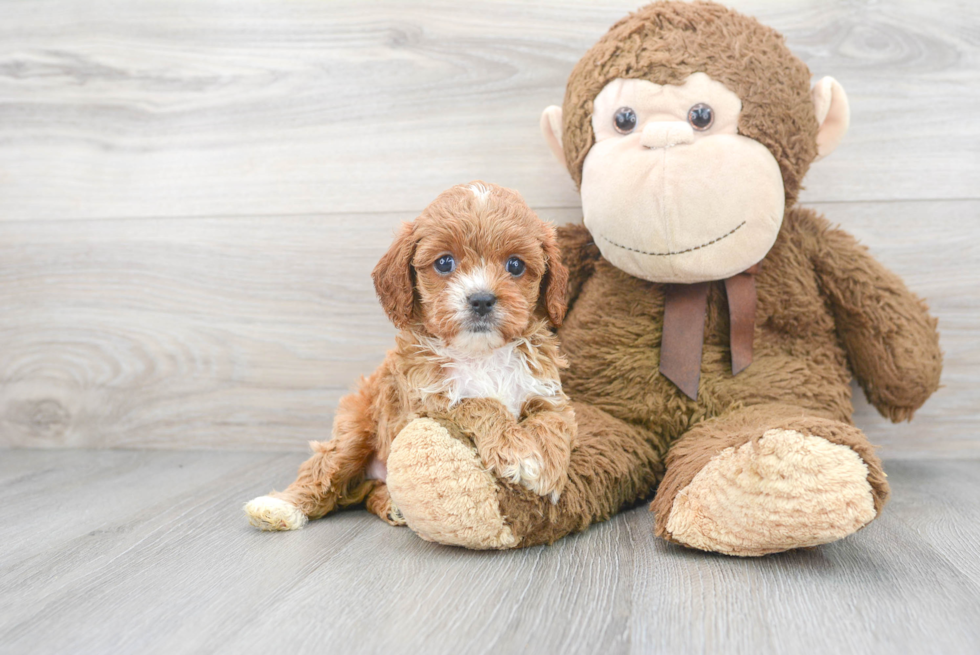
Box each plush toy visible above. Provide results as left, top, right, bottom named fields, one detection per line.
left=372, top=1, right=943, bottom=556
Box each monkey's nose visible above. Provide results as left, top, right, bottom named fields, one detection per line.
left=468, top=292, right=497, bottom=317
left=640, top=121, right=694, bottom=149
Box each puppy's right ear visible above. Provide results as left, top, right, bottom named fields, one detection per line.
left=372, top=221, right=417, bottom=329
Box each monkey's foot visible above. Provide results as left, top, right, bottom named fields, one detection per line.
left=655, top=425, right=883, bottom=557
left=244, top=495, right=308, bottom=531
left=386, top=418, right=518, bottom=550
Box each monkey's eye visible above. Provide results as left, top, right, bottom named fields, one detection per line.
left=688, top=103, right=714, bottom=131
left=433, top=254, right=456, bottom=275
left=613, top=107, right=637, bottom=134
left=506, top=256, right=526, bottom=277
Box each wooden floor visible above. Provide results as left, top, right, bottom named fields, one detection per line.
left=1, top=450, right=978, bottom=655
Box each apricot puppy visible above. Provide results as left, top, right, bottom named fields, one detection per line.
left=245, top=182, right=575, bottom=531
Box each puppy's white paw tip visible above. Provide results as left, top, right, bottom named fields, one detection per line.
left=493, top=454, right=564, bottom=501
left=498, top=463, right=524, bottom=485
left=519, top=457, right=542, bottom=481
left=244, top=496, right=308, bottom=531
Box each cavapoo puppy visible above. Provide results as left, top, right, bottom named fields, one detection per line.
left=245, top=182, right=575, bottom=531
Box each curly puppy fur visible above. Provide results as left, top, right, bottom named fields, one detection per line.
left=246, top=182, right=576, bottom=528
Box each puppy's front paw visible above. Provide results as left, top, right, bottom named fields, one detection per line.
left=481, top=440, right=569, bottom=503
left=502, top=456, right=564, bottom=503
left=244, top=495, right=308, bottom=531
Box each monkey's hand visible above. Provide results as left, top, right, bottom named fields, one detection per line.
left=807, top=215, right=943, bottom=421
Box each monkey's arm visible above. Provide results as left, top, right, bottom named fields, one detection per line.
left=556, top=223, right=601, bottom=309
left=803, top=213, right=942, bottom=422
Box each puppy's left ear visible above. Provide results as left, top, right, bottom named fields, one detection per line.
left=539, top=225, right=569, bottom=327
left=372, top=221, right=417, bottom=329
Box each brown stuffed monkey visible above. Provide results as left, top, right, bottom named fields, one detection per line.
left=371, top=1, right=943, bottom=556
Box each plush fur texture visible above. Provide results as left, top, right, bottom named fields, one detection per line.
left=560, top=1, right=818, bottom=206
left=649, top=403, right=888, bottom=555
left=578, top=72, right=787, bottom=283
left=663, top=428, right=877, bottom=556
left=382, top=2, right=941, bottom=555
left=244, top=183, right=576, bottom=529
left=386, top=418, right=519, bottom=549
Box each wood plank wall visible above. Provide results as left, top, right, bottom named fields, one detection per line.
left=1, top=0, right=977, bottom=455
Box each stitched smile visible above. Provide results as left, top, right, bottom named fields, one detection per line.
left=597, top=221, right=747, bottom=256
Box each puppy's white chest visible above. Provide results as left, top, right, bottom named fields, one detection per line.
left=438, top=344, right=558, bottom=418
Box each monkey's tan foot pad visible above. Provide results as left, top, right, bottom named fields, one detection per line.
left=244, top=495, right=308, bottom=531
left=660, top=429, right=877, bottom=556
left=386, top=418, right=518, bottom=550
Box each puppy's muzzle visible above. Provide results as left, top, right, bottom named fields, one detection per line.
left=467, top=291, right=497, bottom=318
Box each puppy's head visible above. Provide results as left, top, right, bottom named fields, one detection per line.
left=372, top=181, right=568, bottom=352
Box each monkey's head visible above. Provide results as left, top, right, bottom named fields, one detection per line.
left=541, top=1, right=849, bottom=283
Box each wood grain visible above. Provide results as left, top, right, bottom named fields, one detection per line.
left=1, top=202, right=976, bottom=454
left=0, top=0, right=977, bottom=222
left=0, top=0, right=977, bottom=454
left=0, top=450, right=978, bottom=655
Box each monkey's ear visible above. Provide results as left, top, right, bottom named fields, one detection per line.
left=811, top=77, right=850, bottom=161
left=540, top=106, right=567, bottom=168
left=371, top=221, right=417, bottom=330
left=539, top=224, right=569, bottom=327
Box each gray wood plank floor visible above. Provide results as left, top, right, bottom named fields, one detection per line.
left=1, top=450, right=978, bottom=655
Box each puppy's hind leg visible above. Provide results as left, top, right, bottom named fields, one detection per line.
left=245, top=441, right=355, bottom=530
left=245, top=388, right=377, bottom=531
left=244, top=495, right=309, bottom=532
left=365, top=482, right=407, bottom=526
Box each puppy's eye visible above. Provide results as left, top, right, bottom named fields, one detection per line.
left=614, top=107, right=637, bottom=134
left=688, top=103, right=713, bottom=131
left=433, top=254, right=456, bottom=275
left=506, top=256, right=526, bottom=277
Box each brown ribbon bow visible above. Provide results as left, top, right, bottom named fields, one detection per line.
left=659, top=263, right=762, bottom=400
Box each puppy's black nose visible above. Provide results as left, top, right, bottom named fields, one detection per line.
left=468, top=292, right=497, bottom=317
